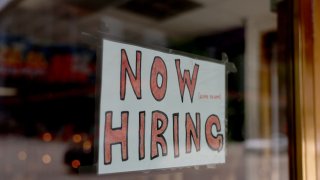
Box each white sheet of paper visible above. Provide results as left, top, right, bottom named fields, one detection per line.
left=98, top=39, right=226, bottom=174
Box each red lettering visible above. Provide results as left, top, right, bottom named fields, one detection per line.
left=150, top=57, right=167, bottom=101
left=173, top=113, right=180, bottom=158
left=104, top=111, right=128, bottom=165
left=185, top=113, right=201, bottom=153
left=120, top=49, right=141, bottom=100
left=151, top=111, right=168, bottom=159
left=175, top=59, right=199, bottom=103
left=139, top=111, right=145, bottom=160
left=205, top=115, right=223, bottom=151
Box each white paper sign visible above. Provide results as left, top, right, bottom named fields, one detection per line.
left=98, top=39, right=226, bottom=174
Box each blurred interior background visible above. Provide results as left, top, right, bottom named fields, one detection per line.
left=0, top=0, right=291, bottom=179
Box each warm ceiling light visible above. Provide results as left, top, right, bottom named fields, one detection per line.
left=0, top=87, right=17, bottom=96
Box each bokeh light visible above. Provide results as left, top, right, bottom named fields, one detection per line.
left=42, top=154, right=52, bottom=164
left=83, top=140, right=92, bottom=152
left=72, top=134, right=82, bottom=143
left=42, top=132, right=52, bottom=142
left=17, top=151, right=27, bottom=161
left=71, top=159, right=81, bottom=169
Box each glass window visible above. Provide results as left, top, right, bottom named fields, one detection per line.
left=0, top=0, right=293, bottom=179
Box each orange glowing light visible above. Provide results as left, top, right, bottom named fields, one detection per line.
left=71, top=160, right=81, bottom=169
left=72, top=134, right=82, bottom=143
left=42, top=132, right=52, bottom=142
left=83, top=140, right=92, bottom=152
